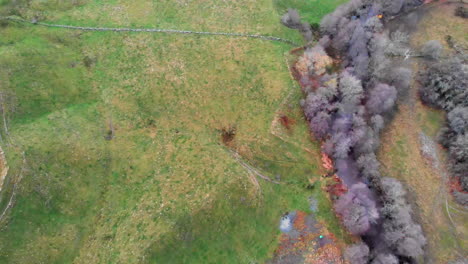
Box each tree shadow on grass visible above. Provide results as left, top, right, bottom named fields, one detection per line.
left=145, top=184, right=285, bottom=264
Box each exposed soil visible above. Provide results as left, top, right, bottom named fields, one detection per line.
left=268, top=211, right=345, bottom=264
left=0, top=146, right=8, bottom=192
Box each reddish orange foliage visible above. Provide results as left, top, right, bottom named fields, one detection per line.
left=279, top=115, right=296, bottom=130
left=293, top=211, right=308, bottom=231
left=326, top=175, right=348, bottom=197
left=321, top=153, right=334, bottom=171
left=449, top=176, right=467, bottom=194
left=305, top=243, right=344, bottom=264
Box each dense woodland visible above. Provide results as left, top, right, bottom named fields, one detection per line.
left=284, top=0, right=468, bottom=263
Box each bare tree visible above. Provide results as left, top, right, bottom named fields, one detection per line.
left=371, top=253, right=398, bottom=264
left=344, top=243, right=369, bottom=264
left=335, top=183, right=379, bottom=235
left=281, top=9, right=313, bottom=42
left=380, top=177, right=427, bottom=258
left=366, top=83, right=397, bottom=115
left=421, top=40, right=443, bottom=60
left=339, top=71, right=364, bottom=106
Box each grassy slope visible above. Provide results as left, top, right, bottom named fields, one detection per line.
left=378, top=4, right=467, bottom=263
left=0, top=0, right=348, bottom=263
left=273, top=0, right=347, bottom=24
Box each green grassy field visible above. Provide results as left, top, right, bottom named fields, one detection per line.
left=0, top=0, right=348, bottom=263
left=274, top=0, right=348, bottom=24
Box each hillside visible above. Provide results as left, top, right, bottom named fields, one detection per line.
left=0, top=0, right=348, bottom=263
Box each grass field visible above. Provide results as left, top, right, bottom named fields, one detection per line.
left=273, top=0, right=349, bottom=24
left=0, top=0, right=348, bottom=263
left=378, top=5, right=468, bottom=263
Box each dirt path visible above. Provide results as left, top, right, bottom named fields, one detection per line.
left=0, top=146, right=8, bottom=192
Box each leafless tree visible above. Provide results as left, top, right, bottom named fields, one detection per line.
left=421, top=40, right=443, bottom=60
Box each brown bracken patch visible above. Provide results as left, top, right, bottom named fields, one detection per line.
left=221, top=126, right=236, bottom=145
left=279, top=114, right=296, bottom=131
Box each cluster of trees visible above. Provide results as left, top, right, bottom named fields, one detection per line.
left=294, top=0, right=428, bottom=262
left=335, top=183, right=379, bottom=235
left=419, top=56, right=468, bottom=205
left=379, top=177, right=427, bottom=258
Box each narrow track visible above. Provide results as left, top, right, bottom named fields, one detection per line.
left=0, top=16, right=299, bottom=46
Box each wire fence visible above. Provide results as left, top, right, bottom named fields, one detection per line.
left=0, top=16, right=300, bottom=46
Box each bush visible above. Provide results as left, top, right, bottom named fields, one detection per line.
left=421, top=40, right=443, bottom=60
